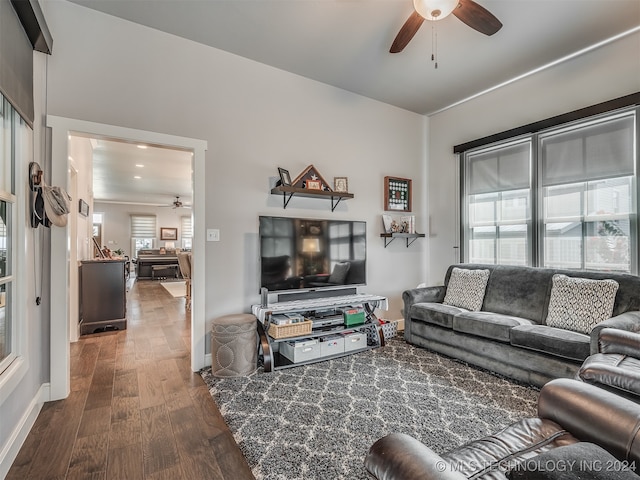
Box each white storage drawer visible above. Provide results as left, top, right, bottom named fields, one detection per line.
left=320, top=335, right=345, bottom=357
left=342, top=331, right=367, bottom=352
left=280, top=338, right=321, bottom=363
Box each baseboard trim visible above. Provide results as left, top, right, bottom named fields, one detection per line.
left=0, top=382, right=49, bottom=479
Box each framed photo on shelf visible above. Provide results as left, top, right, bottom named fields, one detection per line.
left=306, top=179, right=322, bottom=190
left=278, top=167, right=292, bottom=186
left=381, top=214, right=393, bottom=233
left=334, top=177, right=348, bottom=193
left=384, top=176, right=412, bottom=212
left=160, top=227, right=178, bottom=241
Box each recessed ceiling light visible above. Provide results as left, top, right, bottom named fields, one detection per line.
left=134, top=176, right=141, bottom=179
left=135, top=164, right=144, bottom=168
left=137, top=145, right=148, bottom=149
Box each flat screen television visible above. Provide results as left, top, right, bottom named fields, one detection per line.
left=259, top=215, right=366, bottom=293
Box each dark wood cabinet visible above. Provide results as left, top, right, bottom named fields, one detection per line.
left=79, top=260, right=127, bottom=335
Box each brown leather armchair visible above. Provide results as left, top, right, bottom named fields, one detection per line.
left=577, top=327, right=640, bottom=402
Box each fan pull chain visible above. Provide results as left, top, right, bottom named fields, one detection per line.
left=431, top=22, right=438, bottom=69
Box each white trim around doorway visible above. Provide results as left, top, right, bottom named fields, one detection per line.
left=47, top=116, right=207, bottom=401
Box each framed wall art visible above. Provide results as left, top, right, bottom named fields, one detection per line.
left=160, top=227, right=178, bottom=240
left=79, top=199, right=89, bottom=217
left=334, top=177, right=348, bottom=193
left=278, top=167, right=292, bottom=186
left=384, top=176, right=412, bottom=212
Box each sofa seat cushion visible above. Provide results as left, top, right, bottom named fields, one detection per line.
left=410, top=302, right=467, bottom=329
left=510, top=325, right=590, bottom=362
left=453, top=312, right=536, bottom=343
left=507, top=442, right=640, bottom=480
left=578, top=353, right=640, bottom=397
left=441, top=417, right=578, bottom=479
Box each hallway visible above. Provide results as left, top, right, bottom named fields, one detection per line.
left=7, top=281, right=254, bottom=479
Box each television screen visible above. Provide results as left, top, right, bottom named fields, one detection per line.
left=259, top=216, right=366, bottom=293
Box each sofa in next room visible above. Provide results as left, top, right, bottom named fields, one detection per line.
left=403, top=264, right=640, bottom=387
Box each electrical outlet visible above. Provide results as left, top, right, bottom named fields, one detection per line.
left=207, top=229, right=220, bottom=242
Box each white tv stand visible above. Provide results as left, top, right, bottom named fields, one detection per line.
left=252, top=293, right=388, bottom=372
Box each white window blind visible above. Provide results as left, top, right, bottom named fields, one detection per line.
left=468, top=142, right=530, bottom=195
left=181, top=216, right=192, bottom=238
left=541, top=113, right=635, bottom=187
left=130, top=215, right=156, bottom=238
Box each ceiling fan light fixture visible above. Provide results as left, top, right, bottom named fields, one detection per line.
left=413, top=0, right=458, bottom=21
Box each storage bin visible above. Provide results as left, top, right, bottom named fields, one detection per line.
left=280, top=338, right=321, bottom=363
left=342, top=331, right=368, bottom=352
left=268, top=319, right=313, bottom=339
left=342, top=307, right=365, bottom=326
left=320, top=335, right=345, bottom=357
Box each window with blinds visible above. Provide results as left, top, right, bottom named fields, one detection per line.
left=464, top=140, right=532, bottom=266
left=541, top=111, right=636, bottom=272
left=130, top=214, right=156, bottom=257
left=180, top=216, right=192, bottom=249
left=461, top=108, right=638, bottom=274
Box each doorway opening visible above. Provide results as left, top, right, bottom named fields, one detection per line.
left=47, top=116, right=207, bottom=401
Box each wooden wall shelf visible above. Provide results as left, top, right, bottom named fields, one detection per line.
left=271, top=185, right=354, bottom=211
left=380, top=232, right=425, bottom=248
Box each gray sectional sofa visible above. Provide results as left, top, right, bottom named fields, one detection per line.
left=403, top=264, right=640, bottom=387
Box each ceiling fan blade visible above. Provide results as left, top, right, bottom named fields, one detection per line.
left=390, top=11, right=425, bottom=53
left=453, top=0, right=502, bottom=36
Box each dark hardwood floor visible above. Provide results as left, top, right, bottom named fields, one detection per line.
left=7, top=279, right=254, bottom=480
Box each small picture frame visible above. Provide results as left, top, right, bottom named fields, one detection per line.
left=306, top=179, right=321, bottom=190
left=382, top=214, right=393, bottom=233
left=384, top=176, right=412, bottom=212
left=160, top=227, right=178, bottom=240
left=334, top=177, right=348, bottom=193
left=278, top=167, right=292, bottom=186
left=79, top=199, right=89, bottom=217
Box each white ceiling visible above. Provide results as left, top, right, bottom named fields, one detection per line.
left=70, top=0, right=639, bottom=204
left=68, top=0, right=640, bottom=115
left=89, top=137, right=193, bottom=207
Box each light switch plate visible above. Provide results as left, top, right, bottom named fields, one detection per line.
left=207, top=229, right=220, bottom=242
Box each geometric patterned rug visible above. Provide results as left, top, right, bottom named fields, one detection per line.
left=200, top=337, right=539, bottom=480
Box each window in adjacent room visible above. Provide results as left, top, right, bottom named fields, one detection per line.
left=181, top=215, right=192, bottom=250
left=130, top=214, right=156, bottom=258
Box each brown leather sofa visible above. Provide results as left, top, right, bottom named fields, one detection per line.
left=365, top=378, right=640, bottom=479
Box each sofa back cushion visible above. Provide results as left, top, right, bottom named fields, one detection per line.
left=445, top=264, right=640, bottom=325
left=545, top=274, right=619, bottom=334
left=446, top=265, right=552, bottom=323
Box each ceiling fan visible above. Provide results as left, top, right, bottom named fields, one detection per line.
left=162, top=196, right=191, bottom=209
left=390, top=0, right=502, bottom=53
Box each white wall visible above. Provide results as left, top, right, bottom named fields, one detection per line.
left=42, top=2, right=427, bottom=324
left=427, top=32, right=640, bottom=285
left=94, top=202, right=190, bottom=256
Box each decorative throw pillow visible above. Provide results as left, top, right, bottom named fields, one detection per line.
left=443, top=267, right=490, bottom=311
left=328, top=262, right=350, bottom=284
left=545, top=274, right=619, bottom=335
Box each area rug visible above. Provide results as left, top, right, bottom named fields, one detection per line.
left=160, top=281, right=186, bottom=297
left=200, top=338, right=539, bottom=480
